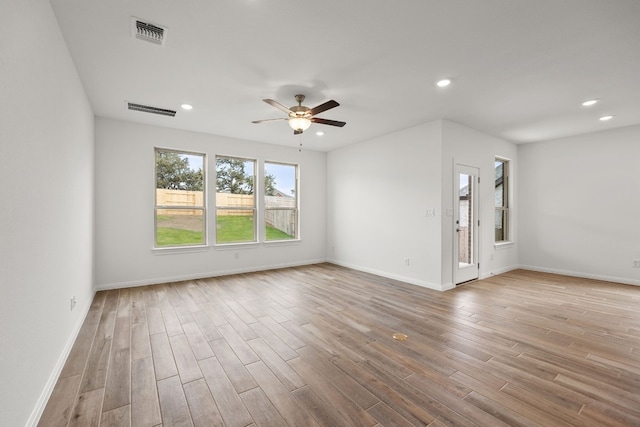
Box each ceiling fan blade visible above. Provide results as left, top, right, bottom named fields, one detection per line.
left=263, top=99, right=293, bottom=114
left=311, top=117, right=346, bottom=127
left=309, top=100, right=339, bottom=116
left=252, top=118, right=288, bottom=124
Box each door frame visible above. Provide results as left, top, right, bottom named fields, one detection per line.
left=453, top=163, right=480, bottom=285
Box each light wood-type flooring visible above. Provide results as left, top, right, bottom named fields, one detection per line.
left=39, top=264, right=640, bottom=426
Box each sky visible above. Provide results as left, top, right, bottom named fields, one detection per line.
left=265, top=162, right=296, bottom=195
left=182, top=154, right=295, bottom=195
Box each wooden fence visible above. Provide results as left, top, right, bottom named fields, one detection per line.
left=216, top=193, right=255, bottom=216
left=157, top=190, right=255, bottom=215
left=156, top=189, right=296, bottom=234
left=265, top=196, right=296, bottom=236
left=156, top=189, right=204, bottom=216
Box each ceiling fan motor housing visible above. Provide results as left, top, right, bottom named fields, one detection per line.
left=289, top=105, right=310, bottom=118
left=291, top=95, right=310, bottom=118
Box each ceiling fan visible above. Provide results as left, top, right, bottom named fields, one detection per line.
left=252, top=94, right=346, bottom=135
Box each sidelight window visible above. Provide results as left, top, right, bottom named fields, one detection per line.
left=495, top=158, right=510, bottom=242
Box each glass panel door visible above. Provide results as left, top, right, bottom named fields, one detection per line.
left=454, top=165, right=479, bottom=284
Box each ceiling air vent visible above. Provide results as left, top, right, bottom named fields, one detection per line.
left=132, top=18, right=167, bottom=46
left=127, top=102, right=176, bottom=117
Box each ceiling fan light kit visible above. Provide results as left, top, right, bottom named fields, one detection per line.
left=289, top=117, right=311, bottom=132
left=253, top=94, right=346, bottom=135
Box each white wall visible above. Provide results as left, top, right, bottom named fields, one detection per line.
left=327, top=121, right=445, bottom=289
left=519, top=125, right=640, bottom=285
left=95, top=118, right=327, bottom=289
left=441, top=120, right=519, bottom=288
left=0, top=1, right=95, bottom=426
left=326, top=120, right=519, bottom=290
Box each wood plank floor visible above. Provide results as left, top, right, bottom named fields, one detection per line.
left=39, top=264, right=640, bottom=426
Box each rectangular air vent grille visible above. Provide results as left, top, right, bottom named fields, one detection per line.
left=127, top=102, right=176, bottom=117
left=132, top=18, right=167, bottom=46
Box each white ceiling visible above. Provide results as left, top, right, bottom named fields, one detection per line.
left=50, top=0, right=640, bottom=152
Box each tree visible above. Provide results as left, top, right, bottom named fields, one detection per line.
left=216, top=158, right=277, bottom=195
left=156, top=151, right=203, bottom=191
left=216, top=158, right=254, bottom=194
left=264, top=173, right=277, bottom=196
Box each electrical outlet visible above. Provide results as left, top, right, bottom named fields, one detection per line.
left=70, top=296, right=77, bottom=311
left=234, top=252, right=239, bottom=259
left=405, top=258, right=410, bottom=266
left=633, top=260, right=640, bottom=268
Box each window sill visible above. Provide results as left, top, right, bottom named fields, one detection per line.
left=151, top=239, right=301, bottom=254
left=494, top=241, right=515, bottom=250
left=214, top=242, right=260, bottom=251
left=263, top=239, right=301, bottom=247
left=152, top=245, right=210, bottom=255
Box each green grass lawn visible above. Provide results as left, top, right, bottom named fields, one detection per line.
left=216, top=215, right=295, bottom=242
left=217, top=215, right=255, bottom=243
left=266, top=225, right=294, bottom=240
left=156, top=215, right=294, bottom=246
left=156, top=227, right=203, bottom=246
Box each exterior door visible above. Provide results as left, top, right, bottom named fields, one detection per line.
left=454, top=165, right=479, bottom=284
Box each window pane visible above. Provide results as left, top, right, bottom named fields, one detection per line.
left=156, top=208, right=204, bottom=246
left=265, top=162, right=298, bottom=240
left=265, top=209, right=296, bottom=240
left=495, top=209, right=506, bottom=241
left=155, top=149, right=205, bottom=248
left=156, top=151, right=204, bottom=196
left=494, top=158, right=509, bottom=242
left=216, top=157, right=255, bottom=197
left=495, top=160, right=504, bottom=180
left=216, top=157, right=256, bottom=243
left=495, top=183, right=505, bottom=208
left=216, top=209, right=255, bottom=243
left=156, top=188, right=204, bottom=208
left=458, top=173, right=473, bottom=265
left=494, top=160, right=505, bottom=208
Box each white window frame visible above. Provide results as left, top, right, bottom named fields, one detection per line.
left=154, top=148, right=206, bottom=249
left=264, top=161, right=299, bottom=242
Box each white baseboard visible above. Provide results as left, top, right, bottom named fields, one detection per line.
left=327, top=259, right=444, bottom=291
left=441, top=282, right=455, bottom=291
left=479, top=264, right=520, bottom=280
left=27, top=290, right=96, bottom=427
left=96, top=258, right=328, bottom=291
left=517, top=264, right=640, bottom=287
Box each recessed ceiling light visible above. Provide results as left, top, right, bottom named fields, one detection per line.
left=436, top=79, right=451, bottom=87
left=181, top=104, right=193, bottom=110
left=316, top=131, right=324, bottom=136
left=581, top=99, right=598, bottom=107
left=599, top=115, right=613, bottom=121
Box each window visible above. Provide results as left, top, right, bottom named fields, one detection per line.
left=215, top=156, right=256, bottom=244
left=264, top=162, right=298, bottom=241
left=495, top=158, right=510, bottom=242
left=155, top=149, right=205, bottom=247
